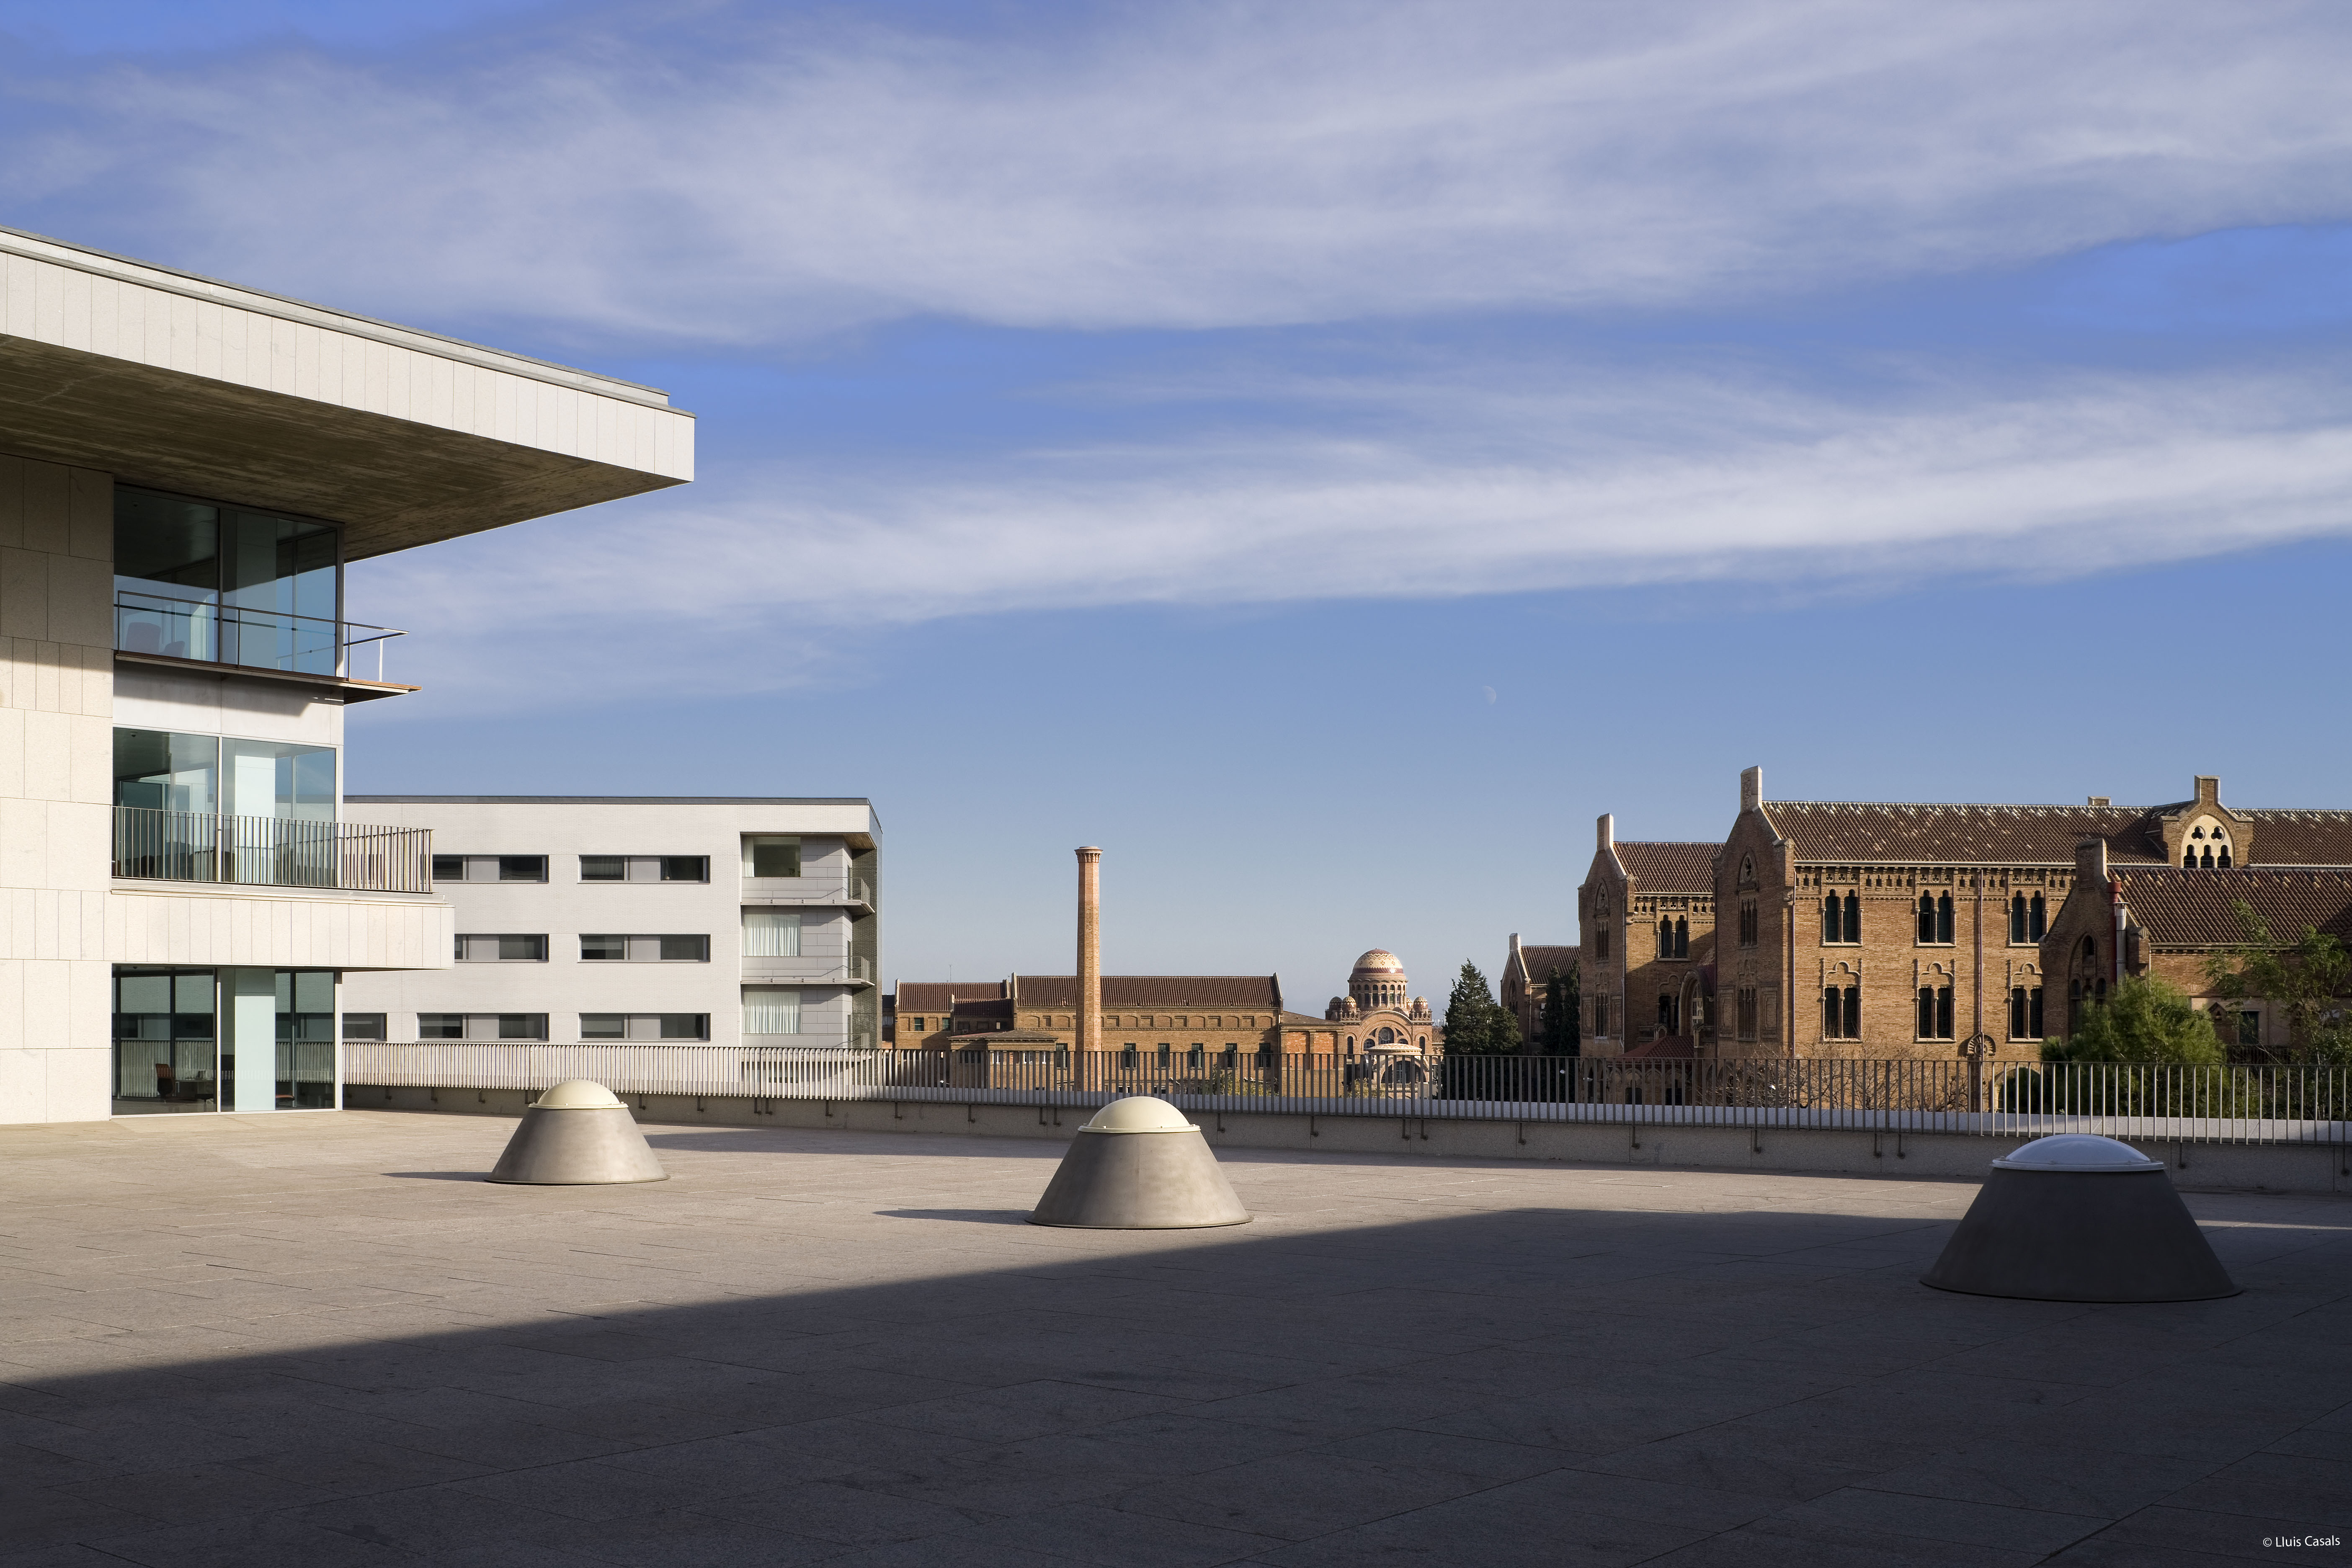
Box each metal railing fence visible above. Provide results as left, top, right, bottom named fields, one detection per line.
left=339, top=1046, right=2352, bottom=1147
left=115, top=592, right=407, bottom=681
left=113, top=807, right=433, bottom=892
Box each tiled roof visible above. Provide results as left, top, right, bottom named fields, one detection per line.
left=1010, top=975, right=1281, bottom=1008
left=1767, top=802, right=2165, bottom=865
left=2233, top=811, right=2352, bottom=866
left=1615, top=842, right=1715, bottom=892
left=894, top=981, right=1006, bottom=1010
left=2117, top=868, right=2352, bottom=949
left=1620, top=1036, right=1696, bottom=1060
left=1514, top=944, right=1578, bottom=980
left=1767, top=800, right=2352, bottom=867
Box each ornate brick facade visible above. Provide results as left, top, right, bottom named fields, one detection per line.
left=1582, top=768, right=2352, bottom=1062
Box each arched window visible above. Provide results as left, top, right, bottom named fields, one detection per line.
left=1844, top=893, right=1861, bottom=944
left=1917, top=893, right=1937, bottom=944
left=1823, top=985, right=1861, bottom=1039
left=1739, top=900, right=1758, bottom=946
left=1674, top=917, right=1689, bottom=958
left=1937, top=892, right=1954, bottom=944
left=1658, top=917, right=1674, bottom=959
left=1823, top=894, right=1840, bottom=944
left=2009, top=893, right=2027, bottom=944
left=2009, top=986, right=2028, bottom=1039
left=1658, top=993, right=1679, bottom=1033
left=2219, top=845, right=2233, bottom=868
left=2029, top=892, right=2046, bottom=940
left=2184, top=847, right=2197, bottom=868
left=1917, top=986, right=1953, bottom=1039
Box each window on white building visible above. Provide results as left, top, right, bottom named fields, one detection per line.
left=580, top=1013, right=709, bottom=1040
left=742, top=909, right=803, bottom=957
left=743, top=987, right=803, bottom=1035
left=743, top=836, right=802, bottom=878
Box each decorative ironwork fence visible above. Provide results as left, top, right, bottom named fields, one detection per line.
left=339, top=1046, right=2352, bottom=1148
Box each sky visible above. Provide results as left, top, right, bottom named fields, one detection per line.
left=6, top=0, right=2351, bottom=1007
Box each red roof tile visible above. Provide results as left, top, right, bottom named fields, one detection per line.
left=1765, top=802, right=2159, bottom=864
left=1514, top=944, right=1578, bottom=980
left=1620, top=1036, right=1696, bottom=1060
left=2115, top=868, right=2352, bottom=949
left=1009, top=975, right=1281, bottom=1008
left=1614, top=842, right=1715, bottom=892
left=893, top=981, right=1006, bottom=1010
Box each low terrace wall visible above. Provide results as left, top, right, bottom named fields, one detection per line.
left=354, top=1083, right=2352, bottom=1195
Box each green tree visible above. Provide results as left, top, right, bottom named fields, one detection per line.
left=1537, top=965, right=1578, bottom=1056
left=2043, top=975, right=2224, bottom=1065
left=2205, top=903, right=2352, bottom=1065
left=1443, top=960, right=1520, bottom=1055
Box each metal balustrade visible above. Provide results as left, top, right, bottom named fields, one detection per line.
left=338, top=1047, right=2352, bottom=1146
left=115, top=593, right=406, bottom=682
left=113, top=807, right=433, bottom=893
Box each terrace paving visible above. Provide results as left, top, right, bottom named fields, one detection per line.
left=0, top=1109, right=2347, bottom=1566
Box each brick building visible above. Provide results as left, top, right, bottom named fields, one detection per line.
left=1575, top=819, right=1716, bottom=1059
left=1583, top=768, right=2352, bottom=1061
left=887, top=950, right=1441, bottom=1068
left=1499, top=934, right=1577, bottom=1046
left=2042, top=795, right=2352, bottom=1054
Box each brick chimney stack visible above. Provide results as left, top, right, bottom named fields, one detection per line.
left=1076, top=847, right=1102, bottom=1054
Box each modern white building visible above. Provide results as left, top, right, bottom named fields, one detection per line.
left=337, top=798, right=880, bottom=1051
left=0, top=224, right=692, bottom=1124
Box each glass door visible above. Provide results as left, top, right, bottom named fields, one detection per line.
left=112, top=968, right=219, bottom=1114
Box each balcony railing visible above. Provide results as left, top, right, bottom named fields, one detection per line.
left=742, top=874, right=875, bottom=910
left=740, top=952, right=876, bottom=986
left=114, top=592, right=406, bottom=683
left=113, top=807, right=433, bottom=893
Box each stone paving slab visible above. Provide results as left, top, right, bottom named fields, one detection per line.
left=0, top=1109, right=2347, bottom=1565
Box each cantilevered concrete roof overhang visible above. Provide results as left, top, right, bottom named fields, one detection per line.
left=0, top=226, right=692, bottom=557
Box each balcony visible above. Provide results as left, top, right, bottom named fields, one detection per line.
left=741, top=874, right=875, bottom=912
left=113, top=807, right=433, bottom=894
left=740, top=953, right=877, bottom=988
left=114, top=592, right=417, bottom=703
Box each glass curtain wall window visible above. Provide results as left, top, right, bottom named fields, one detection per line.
left=114, top=485, right=340, bottom=675
left=111, top=967, right=336, bottom=1112
left=743, top=910, right=802, bottom=957
left=113, top=968, right=218, bottom=1110
left=743, top=987, right=803, bottom=1035
left=113, top=729, right=335, bottom=882
left=276, top=970, right=336, bottom=1108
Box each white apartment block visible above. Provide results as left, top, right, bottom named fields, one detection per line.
left=0, top=224, right=692, bottom=1124
left=337, top=798, right=880, bottom=1050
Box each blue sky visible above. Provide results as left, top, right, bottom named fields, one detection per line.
left=6, top=1, right=2350, bottom=1006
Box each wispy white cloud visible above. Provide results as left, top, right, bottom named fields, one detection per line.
left=353, top=358, right=2352, bottom=712
left=9, top=0, right=2352, bottom=341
